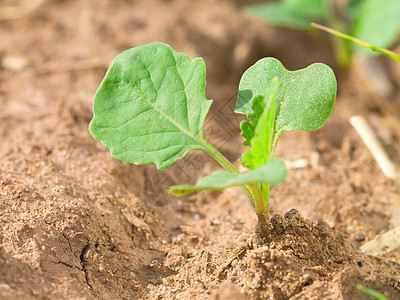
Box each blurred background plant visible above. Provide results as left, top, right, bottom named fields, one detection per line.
left=244, top=0, right=400, bottom=68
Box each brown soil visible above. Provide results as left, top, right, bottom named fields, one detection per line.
left=1, top=0, right=400, bottom=299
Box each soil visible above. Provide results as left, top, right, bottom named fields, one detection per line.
left=1, top=0, right=400, bottom=299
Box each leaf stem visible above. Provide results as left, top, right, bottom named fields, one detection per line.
left=201, top=139, right=238, bottom=174
left=201, top=139, right=256, bottom=204
left=311, top=23, right=400, bottom=63
left=201, top=138, right=274, bottom=236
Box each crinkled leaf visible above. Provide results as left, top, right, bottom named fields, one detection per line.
left=352, top=0, right=400, bottom=54
left=169, top=158, right=287, bottom=196
left=240, top=95, right=267, bottom=148
left=89, top=42, right=212, bottom=169
left=241, top=78, right=281, bottom=170
left=235, top=57, right=336, bottom=149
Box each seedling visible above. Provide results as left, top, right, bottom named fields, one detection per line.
left=89, top=42, right=336, bottom=237
left=244, top=0, right=400, bottom=67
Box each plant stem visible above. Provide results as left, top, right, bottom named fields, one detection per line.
left=254, top=183, right=270, bottom=238
left=357, top=284, right=388, bottom=300
left=201, top=139, right=239, bottom=174
left=323, top=1, right=351, bottom=68
left=201, top=139, right=256, bottom=205
left=311, top=23, right=400, bottom=63
left=332, top=35, right=351, bottom=68
left=255, top=210, right=270, bottom=239
left=250, top=183, right=266, bottom=215
left=201, top=139, right=270, bottom=237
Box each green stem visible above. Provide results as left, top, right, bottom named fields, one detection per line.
left=250, top=183, right=266, bottom=214
left=252, top=183, right=269, bottom=239
left=323, top=0, right=351, bottom=68
left=311, top=23, right=400, bottom=63
left=201, top=139, right=256, bottom=204
left=261, top=183, right=270, bottom=208
left=332, top=35, right=351, bottom=68
left=357, top=284, right=388, bottom=300
left=201, top=139, right=239, bottom=174
left=201, top=139, right=273, bottom=238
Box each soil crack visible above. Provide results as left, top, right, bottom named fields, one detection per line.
left=80, top=244, right=93, bottom=290
left=62, top=232, right=74, bottom=254
left=51, top=259, right=79, bottom=270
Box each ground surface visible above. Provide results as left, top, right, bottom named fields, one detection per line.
left=1, top=0, right=400, bottom=299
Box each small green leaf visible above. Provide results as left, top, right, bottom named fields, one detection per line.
left=352, top=0, right=400, bottom=54
left=235, top=57, right=336, bottom=150
left=89, top=42, right=212, bottom=169
left=169, top=158, right=287, bottom=196
left=241, top=77, right=281, bottom=170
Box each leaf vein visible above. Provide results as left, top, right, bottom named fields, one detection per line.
left=115, top=143, right=198, bottom=155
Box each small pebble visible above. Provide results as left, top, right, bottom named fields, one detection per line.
left=211, top=218, right=221, bottom=226
left=2, top=55, right=28, bottom=71
left=353, top=233, right=366, bottom=242
left=231, top=259, right=238, bottom=267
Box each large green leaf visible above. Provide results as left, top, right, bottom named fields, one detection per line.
left=89, top=42, right=212, bottom=169
left=235, top=57, right=336, bottom=148
left=351, top=0, right=400, bottom=54
left=169, top=158, right=287, bottom=196
left=241, top=78, right=280, bottom=170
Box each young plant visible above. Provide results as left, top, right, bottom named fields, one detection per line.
left=89, top=42, right=336, bottom=238
left=244, top=0, right=400, bottom=67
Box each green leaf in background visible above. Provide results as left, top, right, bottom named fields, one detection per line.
left=235, top=57, right=336, bottom=151
left=356, top=284, right=388, bottom=300
left=169, top=158, right=287, bottom=196
left=352, top=0, right=400, bottom=54
left=283, top=0, right=328, bottom=19
left=244, top=2, right=310, bottom=29
left=345, top=0, right=364, bottom=19
left=244, top=0, right=327, bottom=29
left=89, top=42, right=212, bottom=169
left=241, top=78, right=281, bottom=170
